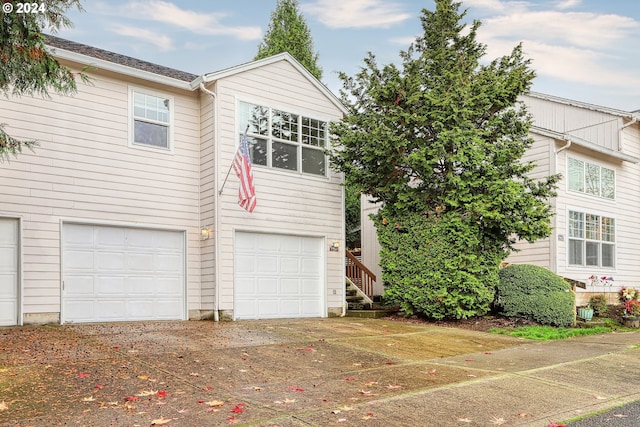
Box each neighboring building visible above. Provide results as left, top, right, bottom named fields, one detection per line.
left=360, top=92, right=640, bottom=305
left=0, top=36, right=347, bottom=326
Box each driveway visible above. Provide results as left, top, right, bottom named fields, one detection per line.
left=1, top=318, right=639, bottom=426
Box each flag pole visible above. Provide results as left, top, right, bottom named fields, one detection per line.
left=218, top=125, right=250, bottom=195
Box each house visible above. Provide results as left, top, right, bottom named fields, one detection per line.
left=359, top=92, right=640, bottom=305
left=0, top=36, right=348, bottom=326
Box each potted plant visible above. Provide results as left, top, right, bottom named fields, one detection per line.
left=577, top=305, right=594, bottom=321
left=619, top=287, right=640, bottom=328
left=588, top=294, right=608, bottom=316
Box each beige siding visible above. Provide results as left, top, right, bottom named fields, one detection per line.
left=0, top=66, right=202, bottom=319
left=506, top=133, right=554, bottom=269
left=553, top=125, right=640, bottom=301
left=211, top=60, right=345, bottom=315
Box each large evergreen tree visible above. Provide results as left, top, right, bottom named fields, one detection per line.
left=1, top=0, right=85, bottom=161
left=330, top=0, right=559, bottom=319
left=255, top=0, right=322, bottom=80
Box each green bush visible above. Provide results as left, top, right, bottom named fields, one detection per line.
left=378, top=210, right=500, bottom=320
left=496, top=264, right=575, bottom=327
left=588, top=294, right=608, bottom=316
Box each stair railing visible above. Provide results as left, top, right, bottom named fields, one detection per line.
left=345, top=249, right=376, bottom=299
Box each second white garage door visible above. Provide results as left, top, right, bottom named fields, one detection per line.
left=62, top=223, right=185, bottom=323
left=234, top=232, right=324, bottom=320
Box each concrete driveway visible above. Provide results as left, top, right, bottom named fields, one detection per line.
left=1, top=318, right=639, bottom=426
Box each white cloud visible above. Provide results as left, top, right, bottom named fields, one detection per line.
left=555, top=0, right=581, bottom=10
left=111, top=24, right=174, bottom=51
left=483, top=11, right=638, bottom=49
left=104, top=1, right=262, bottom=41
left=303, top=0, right=411, bottom=29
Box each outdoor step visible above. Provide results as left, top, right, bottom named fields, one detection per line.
left=346, top=309, right=393, bottom=318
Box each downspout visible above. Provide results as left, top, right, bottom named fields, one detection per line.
left=200, top=82, right=220, bottom=322
left=555, top=136, right=572, bottom=153
left=620, top=116, right=638, bottom=152
left=340, top=172, right=347, bottom=317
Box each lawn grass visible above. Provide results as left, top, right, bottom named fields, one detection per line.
left=490, top=325, right=612, bottom=340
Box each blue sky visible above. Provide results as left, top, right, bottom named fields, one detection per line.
left=55, top=0, right=640, bottom=111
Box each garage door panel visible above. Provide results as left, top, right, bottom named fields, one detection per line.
left=157, top=254, right=183, bottom=272
left=280, top=257, right=301, bottom=274
left=280, top=278, right=300, bottom=294
left=127, top=253, right=154, bottom=271
left=64, top=276, right=94, bottom=296
left=63, top=224, right=185, bottom=323
left=96, top=227, right=125, bottom=246
left=235, top=232, right=323, bottom=320
left=302, top=258, right=320, bottom=274
left=96, top=276, right=125, bottom=295
left=257, top=256, right=278, bottom=274
left=259, top=278, right=278, bottom=294
left=155, top=232, right=184, bottom=250
left=0, top=274, right=17, bottom=297
left=65, top=250, right=94, bottom=269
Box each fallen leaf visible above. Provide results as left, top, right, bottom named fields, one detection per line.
left=297, top=346, right=315, bottom=352
left=82, top=396, right=96, bottom=402
left=344, top=377, right=356, bottom=381
left=458, top=418, right=472, bottom=423
left=0, top=402, right=8, bottom=411
left=338, top=405, right=354, bottom=411
left=137, top=375, right=148, bottom=380
left=228, top=416, right=238, bottom=423
left=157, top=391, right=167, bottom=398
left=176, top=409, right=187, bottom=414
left=338, top=418, right=347, bottom=423
left=331, top=409, right=341, bottom=414
left=283, top=398, right=296, bottom=404
left=360, top=390, right=373, bottom=396
left=203, top=386, right=213, bottom=391
left=94, top=384, right=104, bottom=390
left=230, top=405, right=244, bottom=413
left=151, top=417, right=172, bottom=425
left=490, top=417, right=506, bottom=425
left=465, top=359, right=474, bottom=362
left=362, top=381, right=378, bottom=386
left=362, top=412, right=374, bottom=420
left=205, top=400, right=225, bottom=407
left=423, top=369, right=437, bottom=376
left=189, top=372, right=200, bottom=377
left=77, top=373, right=90, bottom=378
left=124, top=396, right=139, bottom=402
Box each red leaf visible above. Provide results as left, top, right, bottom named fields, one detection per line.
left=385, top=362, right=393, bottom=365
left=465, top=359, right=474, bottom=362
left=344, top=377, right=356, bottom=381
left=124, top=396, right=139, bottom=402
left=484, top=352, right=493, bottom=355
left=94, top=384, right=103, bottom=389
left=228, top=416, right=238, bottom=423
left=77, top=373, right=90, bottom=378
left=112, top=346, right=120, bottom=350
left=203, top=385, right=213, bottom=391
left=157, top=390, right=167, bottom=398
left=231, top=405, right=244, bottom=413
left=197, top=400, right=205, bottom=404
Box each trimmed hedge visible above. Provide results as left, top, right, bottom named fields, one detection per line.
left=496, top=264, right=574, bottom=327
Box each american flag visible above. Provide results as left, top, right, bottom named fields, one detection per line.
left=233, top=133, right=257, bottom=212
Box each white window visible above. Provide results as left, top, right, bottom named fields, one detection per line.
left=568, top=210, right=615, bottom=268
left=567, top=157, right=615, bottom=199
left=129, top=88, right=173, bottom=151
left=238, top=101, right=328, bottom=176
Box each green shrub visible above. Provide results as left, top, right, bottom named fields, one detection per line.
left=496, top=264, right=575, bottom=327
left=588, top=294, right=608, bottom=316
left=378, top=210, right=500, bottom=320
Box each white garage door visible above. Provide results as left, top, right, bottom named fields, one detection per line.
left=234, top=232, right=324, bottom=320
left=0, top=218, right=19, bottom=326
left=62, top=223, right=185, bottom=323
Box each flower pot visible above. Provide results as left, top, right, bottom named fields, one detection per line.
left=577, top=307, right=594, bottom=321
left=623, top=316, right=640, bottom=328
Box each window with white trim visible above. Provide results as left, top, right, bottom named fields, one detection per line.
left=130, top=88, right=173, bottom=150
left=238, top=101, right=328, bottom=176
left=568, top=210, right=615, bottom=267
left=567, top=157, right=615, bottom=199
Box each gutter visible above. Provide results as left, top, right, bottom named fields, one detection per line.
left=199, top=82, right=220, bottom=322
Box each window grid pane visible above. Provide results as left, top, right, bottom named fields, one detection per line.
left=585, top=214, right=600, bottom=240
left=302, top=146, right=326, bottom=175
left=602, top=217, right=615, bottom=242
left=272, top=141, right=298, bottom=171
left=302, top=117, right=326, bottom=148
left=568, top=158, right=584, bottom=192
left=568, top=211, right=584, bottom=238
left=585, top=163, right=600, bottom=195
left=601, top=168, right=615, bottom=199
left=271, top=110, right=299, bottom=142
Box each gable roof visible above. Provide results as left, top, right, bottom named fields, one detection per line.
left=202, top=52, right=348, bottom=116
left=526, top=91, right=637, bottom=119
left=44, top=36, right=347, bottom=115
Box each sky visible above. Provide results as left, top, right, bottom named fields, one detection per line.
left=54, top=0, right=640, bottom=111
